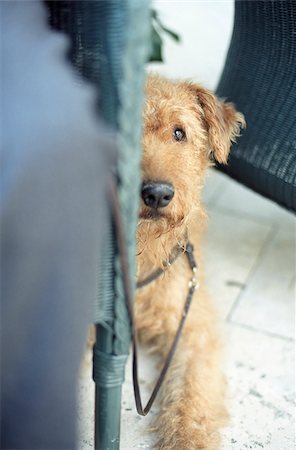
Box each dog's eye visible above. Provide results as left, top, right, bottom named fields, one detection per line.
left=173, top=128, right=186, bottom=142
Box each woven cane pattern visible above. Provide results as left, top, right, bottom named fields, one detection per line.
left=46, top=0, right=150, bottom=347
left=113, top=1, right=151, bottom=355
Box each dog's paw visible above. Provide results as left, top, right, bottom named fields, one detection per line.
left=153, top=403, right=225, bottom=450
left=155, top=426, right=221, bottom=450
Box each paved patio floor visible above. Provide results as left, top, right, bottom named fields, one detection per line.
left=78, top=169, right=295, bottom=450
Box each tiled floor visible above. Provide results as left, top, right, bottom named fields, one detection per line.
left=78, top=169, right=295, bottom=449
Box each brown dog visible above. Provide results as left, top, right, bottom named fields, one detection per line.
left=135, top=75, right=245, bottom=449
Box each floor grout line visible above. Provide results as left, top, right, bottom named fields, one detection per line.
left=208, top=204, right=295, bottom=229
left=228, top=320, right=295, bottom=343
left=226, top=224, right=279, bottom=323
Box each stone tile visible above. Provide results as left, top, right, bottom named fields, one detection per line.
left=204, top=209, right=271, bottom=319
left=78, top=351, right=94, bottom=450
left=202, top=168, right=229, bottom=206
left=121, top=347, right=158, bottom=450
left=213, top=175, right=296, bottom=229
left=230, top=229, right=295, bottom=339
left=79, top=323, right=295, bottom=450
left=221, top=324, right=295, bottom=450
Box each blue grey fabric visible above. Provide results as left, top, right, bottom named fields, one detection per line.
left=1, top=2, right=115, bottom=448
left=45, top=2, right=150, bottom=448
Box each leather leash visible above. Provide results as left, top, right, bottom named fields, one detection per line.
left=109, top=178, right=199, bottom=416
left=136, top=243, right=184, bottom=289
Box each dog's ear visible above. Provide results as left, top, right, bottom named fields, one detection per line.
left=188, top=85, right=245, bottom=164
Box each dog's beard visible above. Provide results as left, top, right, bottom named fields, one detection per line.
left=137, top=207, right=187, bottom=259
left=136, top=201, right=203, bottom=269
left=136, top=218, right=187, bottom=270
left=139, top=209, right=165, bottom=221
left=138, top=207, right=185, bottom=235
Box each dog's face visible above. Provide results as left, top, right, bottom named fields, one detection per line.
left=139, top=75, right=244, bottom=241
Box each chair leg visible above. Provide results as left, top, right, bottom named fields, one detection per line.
left=93, top=324, right=128, bottom=450
left=94, top=385, right=123, bottom=450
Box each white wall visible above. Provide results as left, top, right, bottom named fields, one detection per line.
left=148, top=0, right=234, bottom=91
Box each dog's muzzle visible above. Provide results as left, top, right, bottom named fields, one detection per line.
left=141, top=181, right=174, bottom=209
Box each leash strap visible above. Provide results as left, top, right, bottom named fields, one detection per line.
left=136, top=243, right=184, bottom=289
left=109, top=178, right=198, bottom=416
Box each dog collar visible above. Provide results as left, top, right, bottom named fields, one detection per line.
left=136, top=242, right=197, bottom=289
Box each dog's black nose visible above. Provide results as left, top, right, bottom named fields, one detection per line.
left=141, top=182, right=174, bottom=209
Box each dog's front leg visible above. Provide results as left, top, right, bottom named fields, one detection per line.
left=136, top=288, right=228, bottom=450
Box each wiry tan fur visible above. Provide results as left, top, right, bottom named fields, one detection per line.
left=135, top=75, right=245, bottom=450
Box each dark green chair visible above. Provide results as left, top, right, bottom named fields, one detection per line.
left=47, top=1, right=150, bottom=448
left=216, top=0, right=296, bottom=213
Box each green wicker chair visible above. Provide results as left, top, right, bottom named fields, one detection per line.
left=216, top=0, right=296, bottom=213
left=47, top=1, right=150, bottom=448
left=46, top=2, right=295, bottom=449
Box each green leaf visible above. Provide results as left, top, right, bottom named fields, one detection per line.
left=160, top=26, right=180, bottom=42
left=150, top=24, right=163, bottom=62
left=148, top=9, right=181, bottom=63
